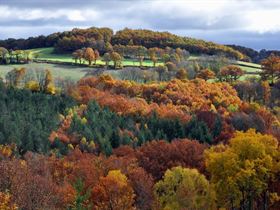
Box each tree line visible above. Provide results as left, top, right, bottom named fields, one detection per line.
left=0, top=47, right=32, bottom=64
left=228, top=44, right=280, bottom=63
left=72, top=45, right=190, bottom=69
left=0, top=27, right=245, bottom=59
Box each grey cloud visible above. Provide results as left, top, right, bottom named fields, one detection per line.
left=174, top=29, right=280, bottom=50
left=0, top=0, right=131, bottom=9
left=0, top=0, right=279, bottom=50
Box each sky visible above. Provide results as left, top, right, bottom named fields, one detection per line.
left=0, top=0, right=280, bottom=50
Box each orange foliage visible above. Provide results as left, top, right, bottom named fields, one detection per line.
left=0, top=192, right=18, bottom=210
left=91, top=170, right=135, bottom=210
left=71, top=75, right=241, bottom=122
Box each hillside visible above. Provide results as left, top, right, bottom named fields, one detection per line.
left=2, top=0, right=280, bottom=208
left=0, top=27, right=244, bottom=59
left=228, top=44, right=280, bottom=63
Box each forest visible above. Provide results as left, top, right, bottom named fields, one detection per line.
left=0, top=52, right=279, bottom=209
left=0, top=22, right=279, bottom=210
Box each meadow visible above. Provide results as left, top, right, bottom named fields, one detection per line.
left=31, top=47, right=262, bottom=73
left=31, top=47, right=162, bottom=67
left=0, top=63, right=88, bottom=81
left=0, top=47, right=263, bottom=82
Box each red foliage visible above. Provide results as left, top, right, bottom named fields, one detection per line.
left=135, top=139, right=207, bottom=180
left=127, top=167, right=155, bottom=210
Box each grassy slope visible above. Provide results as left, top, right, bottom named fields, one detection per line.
left=0, top=47, right=263, bottom=82
left=236, top=61, right=261, bottom=68
left=31, top=47, right=162, bottom=67
left=235, top=61, right=262, bottom=74
left=32, top=47, right=262, bottom=71
left=0, top=63, right=88, bottom=81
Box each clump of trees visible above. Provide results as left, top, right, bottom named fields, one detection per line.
left=50, top=101, right=215, bottom=155
left=218, top=65, right=244, bottom=83
left=196, top=68, right=216, bottom=80
left=228, top=44, right=280, bottom=63
left=0, top=47, right=31, bottom=64
left=72, top=47, right=123, bottom=68
left=0, top=80, right=75, bottom=154
left=113, top=45, right=189, bottom=67
left=205, top=129, right=280, bottom=210
left=72, top=47, right=100, bottom=66
left=112, top=28, right=244, bottom=59
left=73, top=75, right=241, bottom=115
left=261, top=54, right=280, bottom=85
left=6, top=68, right=57, bottom=94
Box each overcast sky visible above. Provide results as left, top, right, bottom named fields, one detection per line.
left=0, top=0, right=280, bottom=50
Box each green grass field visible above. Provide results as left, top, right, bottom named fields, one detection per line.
left=0, top=63, right=88, bottom=81
left=235, top=61, right=262, bottom=74
left=32, top=47, right=262, bottom=73
left=236, top=61, right=261, bottom=68
left=0, top=47, right=263, bottom=83
left=31, top=47, right=162, bottom=67
left=31, top=48, right=74, bottom=63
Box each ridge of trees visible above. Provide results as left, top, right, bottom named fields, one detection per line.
left=0, top=27, right=245, bottom=59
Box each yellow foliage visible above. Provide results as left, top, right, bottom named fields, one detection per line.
left=68, top=144, right=74, bottom=150
left=155, top=166, right=216, bottom=210
left=107, top=170, right=128, bottom=186
left=81, top=137, right=87, bottom=145
left=46, top=84, right=56, bottom=94
left=205, top=129, right=279, bottom=209
left=89, top=140, right=96, bottom=149
left=81, top=117, right=87, bottom=124
left=25, top=80, right=40, bottom=92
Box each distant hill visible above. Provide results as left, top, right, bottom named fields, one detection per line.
left=1, top=26, right=279, bottom=63
left=0, top=27, right=244, bottom=60
left=227, top=44, right=280, bottom=63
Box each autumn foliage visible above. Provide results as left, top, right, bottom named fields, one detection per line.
left=0, top=49, right=279, bottom=210
left=72, top=75, right=241, bottom=120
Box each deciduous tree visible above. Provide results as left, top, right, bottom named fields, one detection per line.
left=91, top=170, right=135, bottom=210
left=197, top=68, right=216, bottom=80
left=110, top=52, right=122, bottom=69
left=219, top=65, right=244, bottom=83
left=205, top=129, right=280, bottom=210
left=261, top=54, right=280, bottom=85
left=136, top=140, right=207, bottom=180
left=84, top=47, right=95, bottom=66
left=154, top=166, right=215, bottom=210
